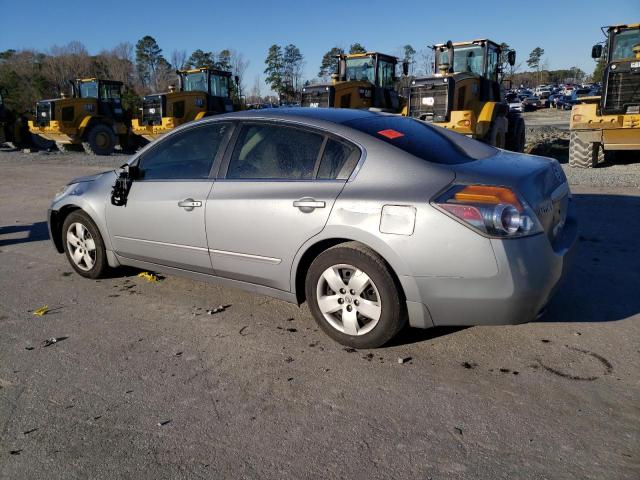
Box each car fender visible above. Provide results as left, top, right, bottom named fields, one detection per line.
left=289, top=224, right=423, bottom=305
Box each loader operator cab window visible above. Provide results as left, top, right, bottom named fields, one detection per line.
left=79, top=81, right=99, bottom=99
left=449, top=45, right=484, bottom=76
left=611, top=28, right=640, bottom=61
left=99, top=83, right=122, bottom=102
left=486, top=44, right=499, bottom=81
left=210, top=74, right=230, bottom=97
left=377, top=59, right=396, bottom=88
left=345, top=57, right=375, bottom=83
left=184, top=72, right=208, bottom=93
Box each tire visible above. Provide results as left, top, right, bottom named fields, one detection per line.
left=62, top=210, right=108, bottom=279
left=569, top=131, right=603, bottom=168
left=485, top=117, right=507, bottom=149
left=56, top=142, right=83, bottom=153
left=505, top=116, right=525, bottom=153
left=305, top=242, right=406, bottom=349
left=83, top=124, right=116, bottom=156
left=118, top=133, right=141, bottom=154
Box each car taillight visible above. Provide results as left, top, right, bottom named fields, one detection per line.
left=433, top=185, right=542, bottom=238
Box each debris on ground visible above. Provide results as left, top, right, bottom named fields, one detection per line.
left=207, top=305, right=230, bottom=314
left=137, top=271, right=159, bottom=283
left=41, top=336, right=68, bottom=348
left=157, top=419, right=172, bottom=426
left=239, top=326, right=249, bottom=336
left=343, top=347, right=357, bottom=353
left=462, top=361, right=478, bottom=369
left=397, top=356, right=412, bottom=364
left=32, top=305, right=49, bottom=316
left=455, top=426, right=463, bottom=436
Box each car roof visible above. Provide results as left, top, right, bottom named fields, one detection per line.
left=217, top=107, right=384, bottom=125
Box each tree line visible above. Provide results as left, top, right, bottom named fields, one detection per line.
left=0, top=36, right=249, bottom=114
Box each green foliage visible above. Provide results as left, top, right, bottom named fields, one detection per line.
left=527, top=47, right=544, bottom=70
left=264, top=44, right=304, bottom=101
left=592, top=56, right=605, bottom=83
left=349, top=43, right=367, bottom=54
left=135, top=36, right=165, bottom=89
left=319, top=47, right=345, bottom=78
left=186, top=49, right=215, bottom=69
left=264, top=44, right=284, bottom=97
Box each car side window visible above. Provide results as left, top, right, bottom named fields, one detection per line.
left=226, top=124, right=323, bottom=180
left=138, top=123, right=231, bottom=180
left=317, top=138, right=360, bottom=180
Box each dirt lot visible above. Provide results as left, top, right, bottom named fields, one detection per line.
left=0, top=142, right=639, bottom=479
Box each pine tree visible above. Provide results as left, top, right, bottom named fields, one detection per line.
left=318, top=47, right=345, bottom=78
left=135, top=36, right=164, bottom=90
left=264, top=44, right=284, bottom=100
left=186, top=49, right=215, bottom=69
left=349, top=43, right=367, bottom=54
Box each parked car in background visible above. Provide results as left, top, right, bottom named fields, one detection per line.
left=506, top=93, right=524, bottom=113
left=522, top=95, right=543, bottom=110
left=47, top=108, right=577, bottom=348
left=548, top=93, right=564, bottom=108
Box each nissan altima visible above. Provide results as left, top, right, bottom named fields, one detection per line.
left=48, top=108, right=577, bottom=348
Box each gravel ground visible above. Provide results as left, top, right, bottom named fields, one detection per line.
left=0, top=147, right=639, bottom=479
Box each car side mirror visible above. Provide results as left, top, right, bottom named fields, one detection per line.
left=591, top=44, right=603, bottom=59
left=402, top=60, right=410, bottom=76
left=507, top=50, right=516, bottom=66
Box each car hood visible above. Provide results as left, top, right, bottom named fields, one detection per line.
left=68, top=170, right=113, bottom=185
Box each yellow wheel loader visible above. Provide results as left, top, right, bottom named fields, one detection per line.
left=0, top=89, right=54, bottom=150
left=569, top=23, right=640, bottom=168
left=301, top=52, right=407, bottom=112
left=28, top=79, right=139, bottom=155
left=132, top=67, right=235, bottom=141
left=406, top=40, right=525, bottom=152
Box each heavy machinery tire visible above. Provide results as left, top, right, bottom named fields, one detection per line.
left=30, top=133, right=55, bottom=151
left=569, top=131, right=604, bottom=168
left=83, top=124, right=116, bottom=156
left=118, top=134, right=141, bottom=154
left=485, top=117, right=507, bottom=149
left=505, top=116, right=526, bottom=153
left=305, top=242, right=406, bottom=349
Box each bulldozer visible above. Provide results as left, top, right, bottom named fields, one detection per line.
left=406, top=40, right=525, bottom=152
left=132, top=67, right=235, bottom=141
left=0, top=89, right=53, bottom=150
left=569, top=23, right=640, bottom=168
left=28, top=78, right=139, bottom=155
left=301, top=52, right=407, bottom=112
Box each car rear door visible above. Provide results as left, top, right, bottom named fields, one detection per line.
left=106, top=122, right=233, bottom=273
left=205, top=121, right=361, bottom=291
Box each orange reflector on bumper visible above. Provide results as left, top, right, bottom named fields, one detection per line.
left=454, top=185, right=522, bottom=211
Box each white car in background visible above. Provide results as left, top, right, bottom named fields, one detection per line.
left=506, top=93, right=524, bottom=113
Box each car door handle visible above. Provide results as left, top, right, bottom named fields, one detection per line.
left=178, top=198, right=202, bottom=211
left=293, top=199, right=325, bottom=211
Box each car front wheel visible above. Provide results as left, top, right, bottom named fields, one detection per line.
left=62, top=210, right=108, bottom=279
left=305, top=242, right=406, bottom=348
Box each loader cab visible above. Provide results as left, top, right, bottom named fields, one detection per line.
left=74, top=79, right=125, bottom=121
left=596, top=24, right=640, bottom=115
left=179, top=68, right=233, bottom=113
left=434, top=40, right=504, bottom=82
left=338, top=52, right=399, bottom=88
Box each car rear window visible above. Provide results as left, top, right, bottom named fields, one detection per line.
left=343, top=116, right=496, bottom=164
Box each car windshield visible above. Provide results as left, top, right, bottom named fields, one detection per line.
left=438, top=45, right=484, bottom=76
left=210, top=74, right=230, bottom=97
left=344, top=115, right=496, bottom=164
left=345, top=57, right=375, bottom=83
left=79, top=81, right=98, bottom=99
left=611, top=28, right=640, bottom=61
left=183, top=72, right=208, bottom=92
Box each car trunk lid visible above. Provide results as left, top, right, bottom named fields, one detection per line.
left=451, top=150, right=569, bottom=243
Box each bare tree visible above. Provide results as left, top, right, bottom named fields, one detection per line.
left=170, top=49, right=187, bottom=70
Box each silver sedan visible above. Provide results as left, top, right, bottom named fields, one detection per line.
left=48, top=109, right=577, bottom=348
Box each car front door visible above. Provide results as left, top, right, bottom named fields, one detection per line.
left=106, top=122, right=233, bottom=273
left=206, top=122, right=361, bottom=291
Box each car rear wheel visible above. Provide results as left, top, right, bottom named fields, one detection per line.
left=305, top=242, right=406, bottom=348
left=62, top=210, right=108, bottom=279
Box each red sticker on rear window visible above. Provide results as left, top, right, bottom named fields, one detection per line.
left=377, top=129, right=405, bottom=139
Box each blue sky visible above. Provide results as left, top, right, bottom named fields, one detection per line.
left=1, top=0, right=638, bottom=90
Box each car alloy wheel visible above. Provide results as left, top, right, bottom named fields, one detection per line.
left=66, top=222, right=97, bottom=271
left=315, top=263, right=382, bottom=336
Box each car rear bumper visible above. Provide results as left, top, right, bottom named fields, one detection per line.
left=409, top=212, right=578, bottom=327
